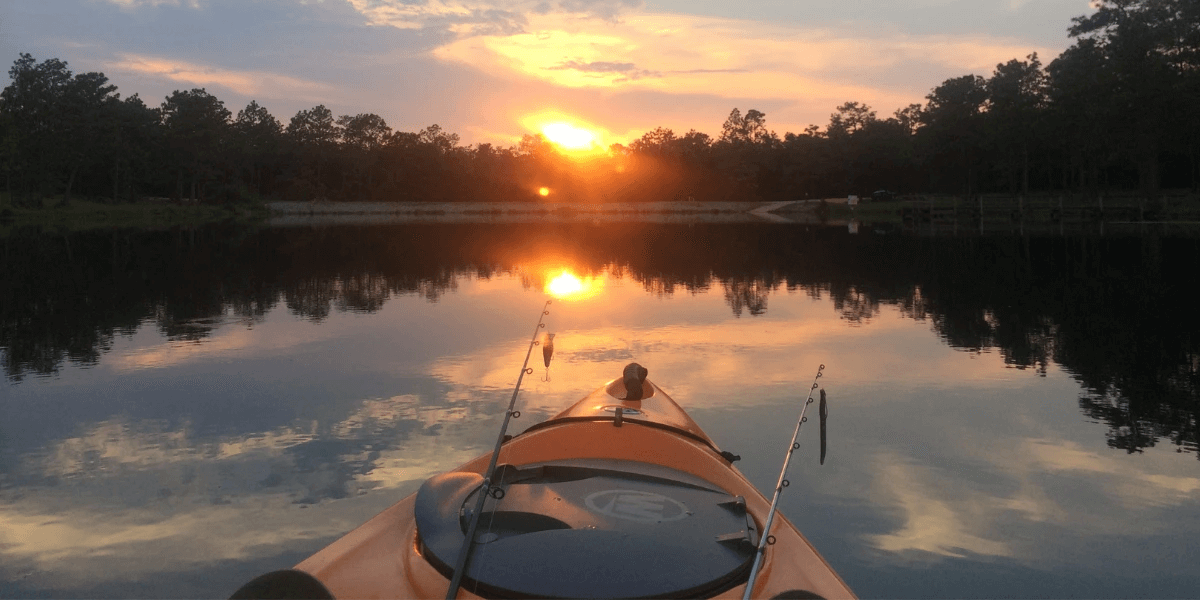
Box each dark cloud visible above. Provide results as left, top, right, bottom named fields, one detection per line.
left=394, top=0, right=643, bottom=37
left=669, top=68, right=751, bottom=74
left=442, top=8, right=530, bottom=37
left=547, top=59, right=661, bottom=80
left=548, top=60, right=636, bottom=72
left=557, top=0, right=643, bottom=22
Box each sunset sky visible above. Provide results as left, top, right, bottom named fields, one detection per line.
left=3, top=0, right=1093, bottom=146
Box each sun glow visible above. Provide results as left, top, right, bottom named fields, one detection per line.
left=520, top=111, right=611, bottom=155
left=545, top=270, right=605, bottom=301
left=542, top=122, right=597, bottom=150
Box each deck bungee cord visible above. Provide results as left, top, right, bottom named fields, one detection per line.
left=446, top=299, right=553, bottom=600
left=743, top=364, right=825, bottom=600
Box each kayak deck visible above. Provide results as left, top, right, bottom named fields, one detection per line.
left=415, top=459, right=758, bottom=598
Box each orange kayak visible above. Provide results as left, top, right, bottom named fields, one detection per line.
left=232, top=372, right=856, bottom=599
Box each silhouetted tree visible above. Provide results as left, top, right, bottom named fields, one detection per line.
left=827, top=101, right=877, bottom=139
left=106, top=94, right=162, bottom=203
left=986, top=54, right=1047, bottom=194
left=1, top=54, right=75, bottom=206
left=57, top=71, right=119, bottom=205
left=161, top=88, right=231, bottom=202
left=337, top=113, right=390, bottom=200
left=1067, top=0, right=1199, bottom=197
left=919, top=75, right=988, bottom=195
left=233, top=100, right=283, bottom=199
left=286, top=104, right=338, bottom=200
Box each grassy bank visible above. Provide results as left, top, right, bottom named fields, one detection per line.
left=0, top=195, right=269, bottom=235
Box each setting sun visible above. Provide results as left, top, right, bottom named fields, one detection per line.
left=538, top=187, right=551, bottom=196
left=542, top=122, right=597, bottom=150
left=519, top=111, right=612, bottom=156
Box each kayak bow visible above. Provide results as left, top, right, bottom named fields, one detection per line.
left=232, top=364, right=855, bottom=600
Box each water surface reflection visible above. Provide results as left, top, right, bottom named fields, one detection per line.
left=2, top=224, right=1198, bottom=598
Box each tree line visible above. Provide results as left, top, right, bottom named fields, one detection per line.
left=1, top=0, right=1197, bottom=207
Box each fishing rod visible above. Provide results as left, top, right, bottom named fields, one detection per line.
left=446, top=299, right=552, bottom=600
left=742, top=364, right=824, bottom=600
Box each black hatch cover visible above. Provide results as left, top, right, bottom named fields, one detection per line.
left=415, top=459, right=758, bottom=599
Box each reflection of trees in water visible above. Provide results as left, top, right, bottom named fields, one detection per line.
left=2, top=224, right=1197, bottom=459
left=285, top=278, right=338, bottom=321
left=1076, top=340, right=1198, bottom=456
left=887, top=234, right=1199, bottom=457
left=829, top=285, right=879, bottom=324
left=723, top=279, right=770, bottom=317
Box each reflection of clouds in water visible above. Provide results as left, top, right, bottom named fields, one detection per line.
left=863, top=439, right=1200, bottom=562
left=110, top=317, right=336, bottom=372
left=0, top=488, right=405, bottom=588
left=37, top=419, right=315, bottom=480
left=0, top=393, right=500, bottom=587
left=1022, top=439, right=1200, bottom=509
left=430, top=309, right=1023, bottom=419
left=28, top=394, right=496, bottom=501
left=431, top=319, right=857, bottom=408
left=868, top=454, right=1011, bottom=558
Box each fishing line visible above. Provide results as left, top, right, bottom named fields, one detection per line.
left=447, top=299, right=552, bottom=600
left=742, top=364, right=824, bottom=600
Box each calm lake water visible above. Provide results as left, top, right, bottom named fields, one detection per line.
left=2, top=221, right=1199, bottom=598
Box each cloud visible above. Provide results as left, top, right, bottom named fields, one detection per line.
left=546, top=59, right=661, bottom=81
left=548, top=60, right=635, bottom=73
left=334, top=2, right=1074, bottom=143
left=419, top=10, right=1062, bottom=130
left=104, top=0, right=203, bottom=8
left=107, top=53, right=334, bottom=100
left=344, top=0, right=641, bottom=35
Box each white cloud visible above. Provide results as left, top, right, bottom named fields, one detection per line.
left=429, top=12, right=1055, bottom=101
left=330, top=6, right=1064, bottom=139
left=107, top=53, right=334, bottom=100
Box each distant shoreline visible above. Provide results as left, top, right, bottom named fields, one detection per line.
left=265, top=200, right=829, bottom=225
left=7, top=195, right=1196, bottom=233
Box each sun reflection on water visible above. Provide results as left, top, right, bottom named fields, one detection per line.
left=544, top=270, right=605, bottom=301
